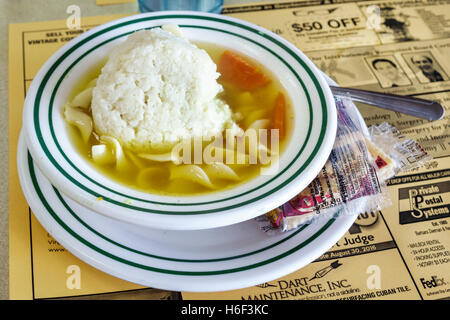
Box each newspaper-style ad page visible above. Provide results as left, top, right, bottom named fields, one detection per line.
left=306, top=38, right=450, bottom=158
left=8, top=0, right=449, bottom=300
left=183, top=0, right=450, bottom=300
left=223, top=0, right=450, bottom=51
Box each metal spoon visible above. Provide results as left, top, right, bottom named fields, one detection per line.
left=330, top=86, right=445, bottom=121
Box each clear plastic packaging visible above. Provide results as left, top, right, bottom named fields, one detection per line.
left=367, top=122, right=432, bottom=182
left=258, top=98, right=431, bottom=234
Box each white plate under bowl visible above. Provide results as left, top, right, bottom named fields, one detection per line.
left=17, top=131, right=358, bottom=292
left=22, top=11, right=337, bottom=230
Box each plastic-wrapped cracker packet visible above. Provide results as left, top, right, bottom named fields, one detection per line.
left=257, top=97, right=385, bottom=234
left=366, top=122, right=432, bottom=182
left=258, top=98, right=432, bottom=235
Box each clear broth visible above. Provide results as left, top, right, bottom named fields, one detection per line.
left=66, top=44, right=294, bottom=196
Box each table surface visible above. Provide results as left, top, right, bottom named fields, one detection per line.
left=0, top=0, right=280, bottom=300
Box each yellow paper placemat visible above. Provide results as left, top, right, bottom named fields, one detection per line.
left=8, top=14, right=175, bottom=300
left=9, top=0, right=450, bottom=300
left=96, top=0, right=136, bottom=5
left=185, top=0, right=450, bottom=300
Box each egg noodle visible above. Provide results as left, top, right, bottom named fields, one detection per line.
left=64, top=84, right=282, bottom=192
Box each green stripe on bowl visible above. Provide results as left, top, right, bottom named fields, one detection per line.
left=33, top=14, right=330, bottom=214
left=28, top=151, right=338, bottom=275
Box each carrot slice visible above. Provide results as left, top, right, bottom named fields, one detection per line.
left=272, top=92, right=286, bottom=140
left=218, top=50, right=271, bottom=91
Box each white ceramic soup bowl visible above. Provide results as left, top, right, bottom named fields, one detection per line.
left=22, top=11, right=337, bottom=230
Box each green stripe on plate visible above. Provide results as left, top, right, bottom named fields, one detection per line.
left=28, top=151, right=338, bottom=275
left=54, top=184, right=310, bottom=263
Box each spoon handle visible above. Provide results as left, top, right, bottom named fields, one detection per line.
left=330, top=86, right=445, bottom=121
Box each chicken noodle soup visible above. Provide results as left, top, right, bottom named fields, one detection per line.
left=64, top=28, right=293, bottom=196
